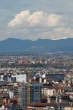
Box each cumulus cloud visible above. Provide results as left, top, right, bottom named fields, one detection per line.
left=8, top=10, right=63, bottom=27
left=37, top=27, right=73, bottom=40
left=52, top=27, right=73, bottom=40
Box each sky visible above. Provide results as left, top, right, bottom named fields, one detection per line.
left=0, top=0, right=73, bottom=40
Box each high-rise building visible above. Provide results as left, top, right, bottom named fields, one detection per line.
left=30, top=83, right=42, bottom=103
left=18, top=84, right=28, bottom=109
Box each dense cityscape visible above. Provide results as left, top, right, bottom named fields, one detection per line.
left=0, top=54, right=72, bottom=109
left=1, top=0, right=73, bottom=109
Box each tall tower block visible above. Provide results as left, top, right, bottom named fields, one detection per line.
left=27, top=71, right=30, bottom=105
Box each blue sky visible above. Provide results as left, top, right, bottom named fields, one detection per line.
left=0, top=0, right=73, bottom=40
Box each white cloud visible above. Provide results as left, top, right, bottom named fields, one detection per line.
left=8, top=10, right=63, bottom=27
left=8, top=10, right=30, bottom=27
left=38, top=27, right=73, bottom=40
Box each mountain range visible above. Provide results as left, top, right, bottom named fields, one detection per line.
left=0, top=38, right=73, bottom=54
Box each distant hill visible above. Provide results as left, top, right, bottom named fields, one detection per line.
left=0, top=38, right=73, bottom=54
